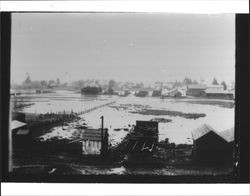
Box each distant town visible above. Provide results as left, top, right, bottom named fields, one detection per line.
left=11, top=75, right=235, bottom=100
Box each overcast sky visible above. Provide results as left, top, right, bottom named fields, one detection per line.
left=11, top=13, right=235, bottom=84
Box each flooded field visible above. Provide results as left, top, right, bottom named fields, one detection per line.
left=17, top=90, right=234, bottom=145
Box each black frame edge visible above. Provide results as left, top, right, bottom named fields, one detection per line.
left=235, top=14, right=250, bottom=183
left=1, top=12, right=11, bottom=182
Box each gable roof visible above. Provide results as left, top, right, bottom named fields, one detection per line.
left=206, top=85, right=224, bottom=89
left=11, top=120, right=27, bottom=130
left=82, top=129, right=102, bottom=141
left=218, top=127, right=234, bottom=143
left=205, top=89, right=234, bottom=94
left=187, top=84, right=207, bottom=90
left=191, top=124, right=218, bottom=140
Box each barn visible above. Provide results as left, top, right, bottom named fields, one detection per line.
left=186, top=84, right=207, bottom=97
left=192, top=124, right=234, bottom=164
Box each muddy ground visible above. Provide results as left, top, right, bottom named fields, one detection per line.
left=11, top=136, right=234, bottom=176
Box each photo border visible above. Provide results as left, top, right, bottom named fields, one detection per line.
left=1, top=12, right=249, bottom=183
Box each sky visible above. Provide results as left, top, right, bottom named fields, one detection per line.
left=11, top=13, right=235, bottom=85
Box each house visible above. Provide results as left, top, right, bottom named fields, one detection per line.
left=118, top=90, right=130, bottom=97
left=161, top=88, right=186, bottom=98
left=186, top=84, right=207, bottom=97
left=206, top=85, right=224, bottom=91
left=191, top=124, right=234, bottom=163
left=205, top=89, right=234, bottom=99
left=152, top=90, right=162, bottom=97
left=135, top=90, right=148, bottom=97
left=81, top=128, right=108, bottom=155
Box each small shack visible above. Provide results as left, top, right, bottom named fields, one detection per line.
left=81, top=128, right=108, bottom=155
left=186, top=84, right=207, bottom=97
left=192, top=124, right=234, bottom=164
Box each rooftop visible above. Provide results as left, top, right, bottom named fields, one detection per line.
left=187, top=84, right=207, bottom=90
left=191, top=124, right=217, bottom=140
left=218, top=127, right=234, bottom=143
left=11, top=120, right=27, bottom=130
left=82, top=129, right=103, bottom=141
left=192, top=124, right=234, bottom=143
left=206, top=85, right=224, bottom=88
left=205, top=89, right=234, bottom=94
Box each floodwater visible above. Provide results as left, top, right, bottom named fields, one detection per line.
left=19, top=90, right=234, bottom=145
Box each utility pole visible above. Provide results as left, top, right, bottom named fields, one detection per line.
left=100, top=116, right=104, bottom=155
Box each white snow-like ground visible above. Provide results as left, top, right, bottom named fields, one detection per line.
left=23, top=91, right=234, bottom=145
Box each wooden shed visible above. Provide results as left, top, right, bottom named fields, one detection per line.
left=191, top=124, right=234, bottom=164
left=81, top=128, right=108, bottom=155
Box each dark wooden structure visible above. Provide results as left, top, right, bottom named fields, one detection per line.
left=152, top=90, right=162, bottom=97
left=205, top=91, right=234, bottom=100
left=217, top=127, right=234, bottom=162
left=11, top=120, right=31, bottom=147
left=124, top=121, right=159, bottom=153
left=121, top=121, right=159, bottom=166
left=12, top=112, right=26, bottom=122
left=192, top=124, right=234, bottom=164
left=135, top=91, right=149, bottom=97
left=81, top=86, right=102, bottom=95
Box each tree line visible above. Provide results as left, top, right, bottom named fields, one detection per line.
left=12, top=75, right=234, bottom=91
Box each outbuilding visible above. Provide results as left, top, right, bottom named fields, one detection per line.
left=11, top=120, right=31, bottom=147
left=81, top=128, right=109, bottom=155
left=125, top=121, right=159, bottom=153
left=191, top=124, right=234, bottom=164
left=186, top=84, right=207, bottom=97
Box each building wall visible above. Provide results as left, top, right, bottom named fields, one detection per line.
left=187, top=89, right=206, bottom=97
left=206, top=93, right=234, bottom=100
left=193, top=132, right=232, bottom=163
left=82, top=140, right=102, bottom=155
